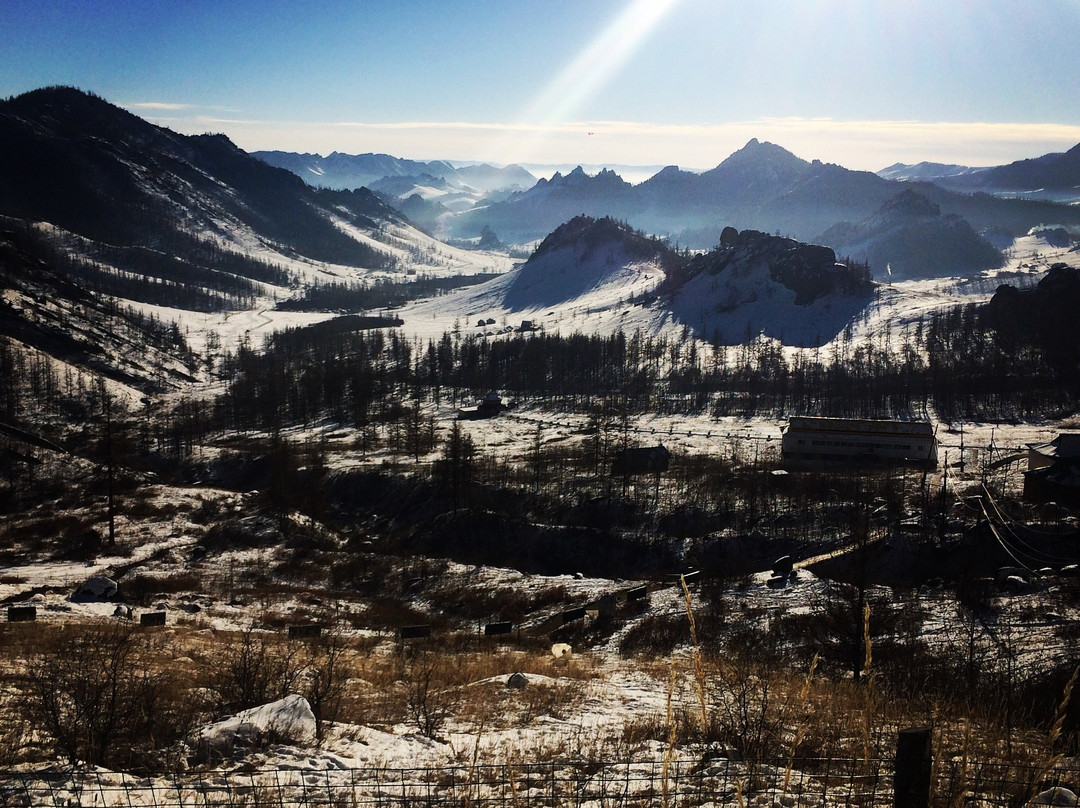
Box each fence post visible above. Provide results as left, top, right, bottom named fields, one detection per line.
left=895, top=727, right=932, bottom=808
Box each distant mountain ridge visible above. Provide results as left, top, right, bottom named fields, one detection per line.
left=878, top=143, right=1080, bottom=204
left=450, top=139, right=1080, bottom=266
left=253, top=150, right=537, bottom=194
left=260, top=133, right=1080, bottom=276
left=254, top=149, right=539, bottom=237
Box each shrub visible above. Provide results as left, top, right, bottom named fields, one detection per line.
left=208, top=627, right=301, bottom=713
left=21, top=624, right=193, bottom=768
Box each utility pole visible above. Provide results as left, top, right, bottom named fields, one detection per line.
left=103, top=385, right=116, bottom=547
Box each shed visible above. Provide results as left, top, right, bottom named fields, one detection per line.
left=1027, top=433, right=1080, bottom=471
left=611, top=445, right=671, bottom=476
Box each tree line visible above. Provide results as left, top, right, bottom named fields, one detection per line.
left=211, top=300, right=1078, bottom=434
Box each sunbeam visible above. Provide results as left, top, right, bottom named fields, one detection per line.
left=496, top=0, right=682, bottom=164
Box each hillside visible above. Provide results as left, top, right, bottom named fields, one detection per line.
left=0, top=88, right=402, bottom=268
left=0, top=220, right=199, bottom=394
left=819, top=188, right=1005, bottom=280
left=880, top=142, right=1080, bottom=204
left=0, top=87, right=514, bottom=395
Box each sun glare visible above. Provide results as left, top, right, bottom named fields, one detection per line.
left=497, top=0, right=682, bottom=164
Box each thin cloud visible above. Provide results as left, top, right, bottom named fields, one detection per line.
left=126, top=101, right=195, bottom=111
left=144, top=112, right=1080, bottom=170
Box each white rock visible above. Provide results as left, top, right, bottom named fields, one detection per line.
left=551, top=643, right=572, bottom=659
left=198, top=694, right=316, bottom=756
left=74, top=575, right=118, bottom=600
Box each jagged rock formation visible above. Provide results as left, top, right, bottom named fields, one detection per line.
left=984, top=263, right=1080, bottom=372
left=663, top=228, right=874, bottom=347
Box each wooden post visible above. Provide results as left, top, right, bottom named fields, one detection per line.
left=894, top=727, right=932, bottom=808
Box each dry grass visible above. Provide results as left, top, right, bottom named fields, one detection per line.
left=1, top=575, right=1078, bottom=771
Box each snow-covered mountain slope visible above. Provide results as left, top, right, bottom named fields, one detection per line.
left=0, top=87, right=514, bottom=395
left=404, top=217, right=671, bottom=340
left=402, top=218, right=875, bottom=348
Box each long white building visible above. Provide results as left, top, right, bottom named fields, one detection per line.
left=781, top=416, right=937, bottom=467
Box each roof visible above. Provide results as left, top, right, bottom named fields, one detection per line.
left=1029, top=433, right=1080, bottom=459
left=785, top=416, right=935, bottom=438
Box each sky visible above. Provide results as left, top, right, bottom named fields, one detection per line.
left=4, top=0, right=1080, bottom=172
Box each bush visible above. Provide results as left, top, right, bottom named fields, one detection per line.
left=121, top=571, right=201, bottom=606
left=208, top=627, right=300, bottom=713
left=22, top=624, right=193, bottom=768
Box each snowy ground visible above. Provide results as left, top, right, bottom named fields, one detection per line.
left=4, top=234, right=1080, bottom=796
left=395, top=234, right=1079, bottom=352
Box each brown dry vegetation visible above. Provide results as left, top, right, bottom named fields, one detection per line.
left=0, top=601, right=1075, bottom=776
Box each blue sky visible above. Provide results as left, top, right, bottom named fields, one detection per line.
left=4, top=0, right=1080, bottom=170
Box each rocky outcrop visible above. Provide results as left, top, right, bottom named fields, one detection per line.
left=663, top=228, right=875, bottom=347
left=676, top=229, right=872, bottom=305
left=984, top=263, right=1080, bottom=372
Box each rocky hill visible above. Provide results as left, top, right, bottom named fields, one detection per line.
left=984, top=262, right=1080, bottom=372
left=415, top=215, right=676, bottom=318
left=819, top=189, right=1005, bottom=280
left=662, top=228, right=874, bottom=347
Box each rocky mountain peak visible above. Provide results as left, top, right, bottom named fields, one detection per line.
left=877, top=188, right=942, bottom=220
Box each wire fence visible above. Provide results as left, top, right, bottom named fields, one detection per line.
left=2, top=755, right=1076, bottom=808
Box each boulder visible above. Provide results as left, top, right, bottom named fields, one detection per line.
left=551, top=643, right=572, bottom=660
left=197, top=694, right=316, bottom=759
left=507, top=672, right=528, bottom=689
left=72, top=575, right=118, bottom=601
left=1034, top=788, right=1078, bottom=807
left=772, top=555, right=794, bottom=576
